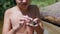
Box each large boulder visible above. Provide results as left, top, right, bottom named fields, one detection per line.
left=40, top=2, right=60, bottom=19
left=40, top=2, right=60, bottom=26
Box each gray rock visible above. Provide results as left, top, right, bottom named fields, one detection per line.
left=40, top=2, right=60, bottom=19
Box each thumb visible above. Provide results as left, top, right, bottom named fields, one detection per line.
left=33, top=18, right=38, bottom=21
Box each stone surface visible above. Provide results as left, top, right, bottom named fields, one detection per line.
left=40, top=2, right=60, bottom=19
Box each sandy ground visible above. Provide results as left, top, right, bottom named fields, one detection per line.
left=0, top=21, right=60, bottom=34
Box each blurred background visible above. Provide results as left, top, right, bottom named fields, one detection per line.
left=0, top=0, right=60, bottom=34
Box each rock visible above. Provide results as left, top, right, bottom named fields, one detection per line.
left=40, top=2, right=60, bottom=26
left=40, top=2, right=60, bottom=19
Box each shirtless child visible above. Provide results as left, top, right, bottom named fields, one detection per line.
left=2, top=0, right=44, bottom=34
